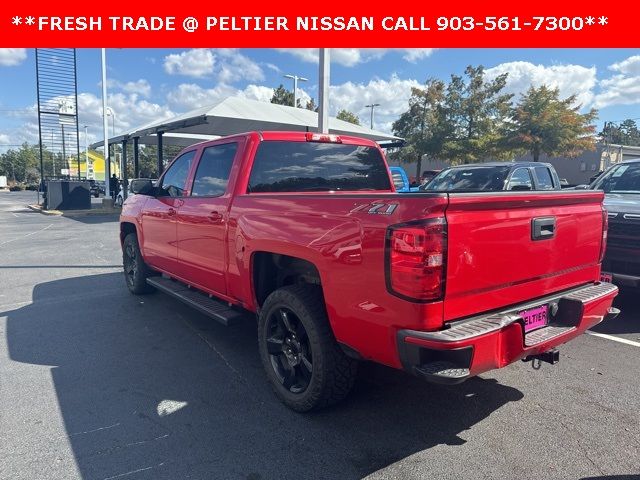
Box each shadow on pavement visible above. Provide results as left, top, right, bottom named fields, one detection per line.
left=5, top=273, right=524, bottom=480
left=590, top=288, right=640, bottom=336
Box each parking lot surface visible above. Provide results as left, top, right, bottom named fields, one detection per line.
left=1, top=190, right=639, bottom=480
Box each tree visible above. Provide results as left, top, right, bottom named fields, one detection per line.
left=270, top=84, right=299, bottom=107
left=391, top=78, right=448, bottom=177
left=336, top=109, right=361, bottom=125
left=508, top=85, right=598, bottom=162
left=600, top=119, right=640, bottom=146
left=443, top=65, right=514, bottom=163
left=305, top=98, right=318, bottom=112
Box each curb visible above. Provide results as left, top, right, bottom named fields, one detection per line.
left=27, top=204, right=120, bottom=217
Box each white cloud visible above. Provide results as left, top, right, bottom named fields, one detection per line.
left=485, top=61, right=597, bottom=108
left=163, top=49, right=264, bottom=83
left=107, top=79, right=152, bottom=97
left=164, top=49, right=215, bottom=78
left=276, top=48, right=435, bottom=67
left=0, top=48, right=27, bottom=66
left=593, top=55, right=640, bottom=109
left=329, top=75, right=422, bottom=132
left=608, top=55, right=640, bottom=76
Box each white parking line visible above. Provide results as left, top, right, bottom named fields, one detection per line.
left=586, top=331, right=640, bottom=348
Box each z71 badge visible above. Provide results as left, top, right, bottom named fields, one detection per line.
left=351, top=202, right=398, bottom=215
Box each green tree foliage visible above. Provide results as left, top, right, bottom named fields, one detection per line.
left=600, top=119, right=640, bottom=146
left=508, top=85, right=598, bottom=162
left=443, top=66, right=514, bottom=163
left=336, top=109, right=361, bottom=125
left=270, top=84, right=300, bottom=107
left=391, top=78, right=448, bottom=177
left=305, top=98, right=318, bottom=112
left=0, top=143, right=43, bottom=184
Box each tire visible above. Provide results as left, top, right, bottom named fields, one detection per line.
left=122, top=233, right=155, bottom=294
left=258, top=285, right=358, bottom=412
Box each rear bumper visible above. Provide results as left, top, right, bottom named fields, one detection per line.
left=397, top=282, right=618, bottom=384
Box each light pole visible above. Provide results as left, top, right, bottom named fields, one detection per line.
left=284, top=74, right=308, bottom=108
left=318, top=49, right=330, bottom=133
left=101, top=48, right=111, bottom=198
left=365, top=103, right=381, bottom=129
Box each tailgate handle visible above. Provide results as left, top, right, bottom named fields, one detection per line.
left=531, top=217, right=556, bottom=240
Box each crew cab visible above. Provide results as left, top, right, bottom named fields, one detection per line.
left=120, top=131, right=618, bottom=411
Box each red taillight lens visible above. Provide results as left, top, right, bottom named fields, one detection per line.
left=599, top=208, right=608, bottom=263
left=386, top=218, right=447, bottom=301
left=305, top=132, right=342, bottom=143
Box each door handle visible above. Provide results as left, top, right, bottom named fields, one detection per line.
left=167, top=208, right=176, bottom=216
left=209, top=211, right=223, bottom=223
left=531, top=217, right=556, bottom=240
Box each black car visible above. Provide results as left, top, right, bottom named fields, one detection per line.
left=581, top=159, right=640, bottom=288
left=88, top=180, right=105, bottom=198
left=422, top=162, right=561, bottom=192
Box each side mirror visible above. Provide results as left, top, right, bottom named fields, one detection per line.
left=130, top=178, right=155, bottom=195
left=573, top=184, right=590, bottom=190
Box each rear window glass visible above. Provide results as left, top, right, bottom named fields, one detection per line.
left=425, top=166, right=511, bottom=192
left=248, top=141, right=391, bottom=193
left=533, top=167, right=555, bottom=190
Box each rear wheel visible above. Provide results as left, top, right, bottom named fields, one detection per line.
left=122, top=233, right=155, bottom=294
left=258, top=285, right=358, bottom=412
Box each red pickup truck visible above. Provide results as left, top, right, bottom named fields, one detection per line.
left=120, top=131, right=619, bottom=411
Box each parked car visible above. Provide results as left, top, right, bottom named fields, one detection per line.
left=120, top=131, right=617, bottom=411
left=423, top=162, right=562, bottom=192
left=578, top=159, right=640, bottom=288
left=389, top=166, right=419, bottom=192
left=89, top=180, right=105, bottom=198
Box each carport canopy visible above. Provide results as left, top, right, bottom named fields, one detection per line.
left=90, top=96, right=403, bottom=150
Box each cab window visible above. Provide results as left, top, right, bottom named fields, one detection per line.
left=159, top=151, right=196, bottom=197
left=507, top=168, right=533, bottom=191
left=191, top=143, right=237, bottom=196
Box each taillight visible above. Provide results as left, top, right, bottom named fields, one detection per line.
left=385, top=218, right=447, bottom=301
left=305, top=132, right=342, bottom=143
left=599, top=208, right=608, bottom=262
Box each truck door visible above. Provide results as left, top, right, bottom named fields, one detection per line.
left=176, top=141, right=239, bottom=295
left=139, top=150, right=195, bottom=274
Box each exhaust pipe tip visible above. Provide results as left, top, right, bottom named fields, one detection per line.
left=604, top=307, right=620, bottom=322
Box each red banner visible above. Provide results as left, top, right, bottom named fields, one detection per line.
left=0, top=1, right=636, bottom=47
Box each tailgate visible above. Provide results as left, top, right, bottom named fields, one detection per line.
left=443, top=191, right=605, bottom=321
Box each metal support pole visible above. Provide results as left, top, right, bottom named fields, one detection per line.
left=133, top=137, right=139, bottom=178
left=73, top=49, right=81, bottom=181
left=365, top=103, right=380, bottom=129
left=101, top=48, right=111, bottom=197
left=157, top=132, right=164, bottom=176
left=84, top=125, right=89, bottom=179
left=61, top=124, right=67, bottom=175
left=318, top=49, right=330, bottom=134
left=35, top=49, right=44, bottom=204
left=122, top=139, right=128, bottom=201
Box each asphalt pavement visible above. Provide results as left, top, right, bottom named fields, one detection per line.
left=0, top=190, right=639, bottom=480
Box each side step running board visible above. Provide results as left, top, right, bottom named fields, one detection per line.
left=147, top=276, right=245, bottom=326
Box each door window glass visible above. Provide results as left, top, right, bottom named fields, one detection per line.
left=159, top=151, right=195, bottom=197
left=191, top=143, right=238, bottom=196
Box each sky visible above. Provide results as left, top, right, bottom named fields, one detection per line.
left=0, top=47, right=639, bottom=151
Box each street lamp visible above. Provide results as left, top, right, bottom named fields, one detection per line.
left=101, top=48, right=111, bottom=198
left=284, top=74, right=308, bottom=108
left=365, top=103, right=381, bottom=129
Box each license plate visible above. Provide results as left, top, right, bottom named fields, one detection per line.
left=519, top=304, right=549, bottom=333
left=600, top=272, right=613, bottom=283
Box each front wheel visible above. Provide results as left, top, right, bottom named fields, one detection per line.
left=258, top=285, right=358, bottom=412
left=122, top=233, right=155, bottom=294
